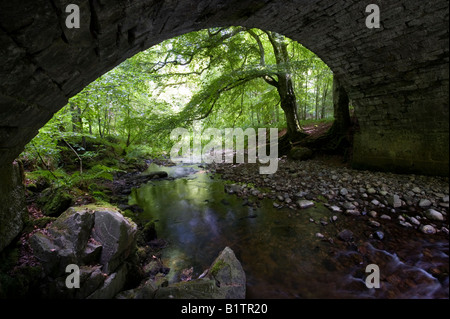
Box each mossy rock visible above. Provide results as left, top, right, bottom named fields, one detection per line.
left=37, top=187, right=73, bottom=217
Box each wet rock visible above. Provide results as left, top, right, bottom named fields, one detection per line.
left=420, top=225, right=437, bottom=235
left=425, top=209, right=444, bottom=221
left=338, top=229, right=353, bottom=242
left=297, top=200, right=314, bottom=209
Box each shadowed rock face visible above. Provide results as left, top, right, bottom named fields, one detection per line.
left=0, top=162, right=26, bottom=252
left=0, top=0, right=448, bottom=176
left=29, top=205, right=138, bottom=298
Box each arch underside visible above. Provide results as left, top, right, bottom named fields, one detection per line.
left=0, top=0, right=448, bottom=175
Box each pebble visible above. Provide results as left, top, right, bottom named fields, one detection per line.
left=343, top=202, right=356, bottom=210
left=338, top=229, right=353, bottom=242
left=345, top=210, right=361, bottom=216
left=297, top=200, right=314, bottom=209
left=340, top=188, right=349, bottom=196
left=315, top=233, right=325, bottom=239
left=408, top=216, right=421, bottom=225
left=420, top=225, right=437, bottom=235
left=371, top=199, right=380, bottom=206
left=442, top=227, right=449, bottom=235
left=412, top=187, right=421, bottom=193
left=425, top=209, right=444, bottom=221
left=419, top=199, right=432, bottom=207
left=388, top=195, right=402, bottom=208
left=329, top=205, right=342, bottom=213
left=443, top=195, right=449, bottom=203
left=374, top=231, right=385, bottom=240
left=380, top=214, right=392, bottom=220
left=399, top=221, right=413, bottom=228
left=367, top=188, right=377, bottom=194
left=369, top=220, right=381, bottom=227
left=331, top=216, right=338, bottom=222
left=368, top=211, right=378, bottom=218
left=380, top=191, right=388, bottom=196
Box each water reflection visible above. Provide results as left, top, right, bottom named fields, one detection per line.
left=130, top=164, right=449, bottom=299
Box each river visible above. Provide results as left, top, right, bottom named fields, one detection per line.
left=129, top=163, right=449, bottom=299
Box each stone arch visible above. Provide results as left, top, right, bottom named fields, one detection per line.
left=0, top=0, right=448, bottom=175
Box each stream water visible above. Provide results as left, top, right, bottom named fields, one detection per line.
left=130, top=163, right=449, bottom=299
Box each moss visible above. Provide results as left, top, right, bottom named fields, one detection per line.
left=210, top=260, right=227, bottom=277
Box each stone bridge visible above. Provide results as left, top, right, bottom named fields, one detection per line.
left=0, top=0, right=448, bottom=250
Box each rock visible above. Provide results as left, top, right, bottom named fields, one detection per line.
left=425, top=209, right=444, bottom=221
left=343, top=202, right=356, bottom=210
left=0, top=162, right=27, bottom=253
left=443, top=195, right=449, bottom=203
left=340, top=188, right=349, bottom=196
left=345, top=210, right=361, bottom=216
left=420, top=225, right=437, bottom=235
left=297, top=200, right=314, bottom=209
left=399, top=220, right=413, bottom=228
left=408, top=216, right=421, bottom=225
left=441, top=227, right=449, bottom=235
left=412, top=187, right=421, bottom=194
left=225, top=184, right=241, bottom=194
left=329, top=206, right=342, bottom=213
left=371, top=199, right=380, bottom=206
left=289, top=147, right=313, bottom=161
left=88, top=263, right=129, bottom=299
left=315, top=233, right=325, bottom=239
left=29, top=205, right=139, bottom=298
left=155, top=247, right=246, bottom=299
left=374, top=231, right=384, bottom=240
left=367, top=188, right=377, bottom=194
left=380, top=214, right=391, bottom=220
left=338, top=229, right=353, bottom=242
left=387, top=195, right=402, bottom=208
left=368, top=211, right=377, bottom=218
left=38, top=187, right=73, bottom=217
left=92, top=209, right=138, bottom=274
left=419, top=199, right=432, bottom=207
left=379, top=191, right=388, bottom=196
left=368, top=220, right=381, bottom=227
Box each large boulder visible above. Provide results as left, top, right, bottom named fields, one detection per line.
left=29, top=205, right=138, bottom=298
left=123, top=247, right=246, bottom=299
